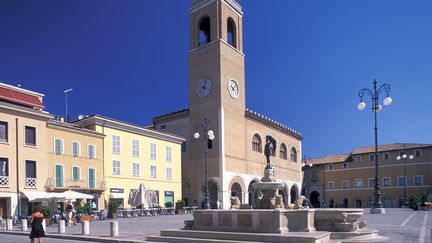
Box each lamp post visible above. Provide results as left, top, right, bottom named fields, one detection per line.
left=64, top=88, right=73, bottom=122
left=396, top=149, right=414, bottom=208
left=193, top=118, right=215, bottom=209
left=357, top=79, right=392, bottom=214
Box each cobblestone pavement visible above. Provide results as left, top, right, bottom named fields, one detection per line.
left=0, top=209, right=430, bottom=243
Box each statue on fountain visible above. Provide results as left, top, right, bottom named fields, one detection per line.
left=262, top=136, right=276, bottom=182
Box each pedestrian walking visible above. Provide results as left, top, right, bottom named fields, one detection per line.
left=29, top=207, right=46, bottom=243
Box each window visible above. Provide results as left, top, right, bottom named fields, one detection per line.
left=369, top=154, right=376, bottom=161
left=112, top=135, right=120, bottom=154
left=25, top=160, right=36, bottom=178
left=413, top=175, right=423, bottom=186
left=252, top=134, right=262, bottom=152
left=398, top=176, right=406, bottom=187
left=72, top=166, right=80, bottom=181
left=132, top=162, right=140, bottom=176
left=0, top=158, right=9, bottom=177
left=415, top=149, right=421, bottom=158
left=343, top=163, right=348, bottom=169
left=207, top=139, right=213, bottom=149
left=355, top=179, right=363, bottom=188
left=0, top=121, right=8, bottom=142
left=398, top=151, right=404, bottom=157
left=132, top=139, right=140, bottom=157
left=166, top=168, right=172, bottom=180
left=383, top=153, right=389, bottom=160
left=88, top=168, right=96, bottom=189
left=383, top=177, right=391, bottom=187
left=328, top=181, right=335, bottom=189
left=55, top=164, right=64, bottom=187
left=166, top=146, right=172, bottom=162
left=112, top=160, right=120, bottom=175
left=328, top=164, right=334, bottom=170
left=227, top=17, right=236, bottom=47
left=0, top=158, right=9, bottom=187
left=150, top=143, right=157, bottom=160
left=25, top=126, right=36, bottom=146
left=54, top=138, right=64, bottom=154
left=290, top=147, right=297, bottom=162
left=368, top=178, right=375, bottom=188
left=279, top=144, right=287, bottom=160
left=342, top=180, right=349, bottom=189
left=72, top=141, right=80, bottom=157
left=354, top=155, right=361, bottom=162
left=150, top=165, right=157, bottom=178
left=198, top=17, right=210, bottom=46
left=88, top=144, right=96, bottom=159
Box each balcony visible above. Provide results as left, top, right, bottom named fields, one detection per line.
left=25, top=177, right=37, bottom=188
left=0, top=176, right=9, bottom=187
left=45, top=177, right=106, bottom=192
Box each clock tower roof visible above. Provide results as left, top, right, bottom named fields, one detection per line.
left=190, top=0, right=243, bottom=15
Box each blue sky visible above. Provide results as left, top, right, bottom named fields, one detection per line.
left=0, top=0, right=431, bottom=158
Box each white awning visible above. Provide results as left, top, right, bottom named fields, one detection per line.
left=22, top=192, right=61, bottom=202
left=59, top=190, right=94, bottom=200
left=110, top=193, right=124, bottom=199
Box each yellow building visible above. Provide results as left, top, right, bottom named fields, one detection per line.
left=46, top=119, right=105, bottom=209
left=303, top=143, right=432, bottom=208
left=0, top=82, right=53, bottom=217
left=74, top=115, right=184, bottom=208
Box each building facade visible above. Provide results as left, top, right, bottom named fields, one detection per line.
left=46, top=120, right=106, bottom=209
left=74, top=115, right=184, bottom=208
left=303, top=143, right=432, bottom=208
left=153, top=0, right=303, bottom=209
left=0, top=82, right=53, bottom=217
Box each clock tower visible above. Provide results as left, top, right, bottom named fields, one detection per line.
left=187, top=0, right=246, bottom=201
left=154, top=0, right=303, bottom=209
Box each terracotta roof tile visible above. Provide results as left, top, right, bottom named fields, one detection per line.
left=352, top=143, right=432, bottom=154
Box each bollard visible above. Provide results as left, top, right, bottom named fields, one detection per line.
left=42, top=219, right=46, bottom=232
left=58, top=220, right=65, bottom=233
left=6, top=219, right=13, bottom=230
left=21, top=219, right=28, bottom=231
left=81, top=220, right=89, bottom=235
left=110, top=221, right=118, bottom=237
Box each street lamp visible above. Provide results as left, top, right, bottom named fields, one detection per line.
left=193, top=118, right=215, bottom=209
left=396, top=150, right=414, bottom=208
left=64, top=88, right=73, bottom=122
left=357, top=79, right=392, bottom=214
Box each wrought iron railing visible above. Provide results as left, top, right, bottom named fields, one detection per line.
left=0, top=176, right=9, bottom=187
left=25, top=177, right=37, bottom=188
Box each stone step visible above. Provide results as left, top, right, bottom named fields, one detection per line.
left=150, top=229, right=331, bottom=243
left=147, top=235, right=262, bottom=243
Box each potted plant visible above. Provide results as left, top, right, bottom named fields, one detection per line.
left=39, top=205, right=52, bottom=226
left=108, top=202, right=118, bottom=219
left=76, top=204, right=92, bottom=222
left=165, top=201, right=173, bottom=208
left=175, top=199, right=185, bottom=214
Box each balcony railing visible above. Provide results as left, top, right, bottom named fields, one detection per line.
left=25, top=177, right=37, bottom=188
left=45, top=177, right=106, bottom=191
left=0, top=176, right=9, bottom=187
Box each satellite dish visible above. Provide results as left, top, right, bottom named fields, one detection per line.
left=78, top=114, right=85, bottom=120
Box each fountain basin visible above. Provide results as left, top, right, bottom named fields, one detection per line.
left=252, top=181, right=284, bottom=191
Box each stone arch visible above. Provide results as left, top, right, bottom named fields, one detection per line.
left=290, top=184, right=299, bottom=204
left=247, top=178, right=260, bottom=206
left=227, top=17, right=236, bottom=48
left=290, top=147, right=298, bottom=162
left=310, top=191, right=320, bottom=208
left=252, top=133, right=262, bottom=153
left=198, top=16, right=211, bottom=46
left=228, top=176, right=246, bottom=203
left=279, top=143, right=287, bottom=160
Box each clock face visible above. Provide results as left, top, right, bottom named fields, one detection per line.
left=228, top=79, right=239, bottom=98
left=196, top=78, right=212, bottom=97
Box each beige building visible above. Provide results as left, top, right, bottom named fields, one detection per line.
left=303, top=143, right=432, bottom=208
left=0, top=82, right=53, bottom=217
left=73, top=115, right=184, bottom=208
left=153, top=0, right=303, bottom=208
left=46, top=119, right=105, bottom=209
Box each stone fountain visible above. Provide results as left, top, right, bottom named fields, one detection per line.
left=147, top=136, right=388, bottom=242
